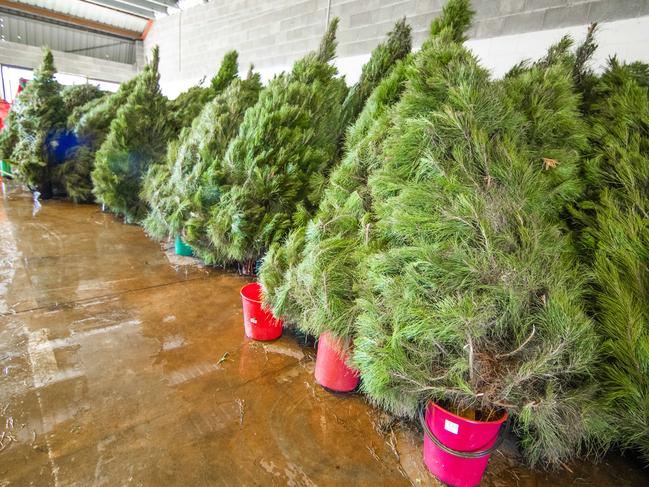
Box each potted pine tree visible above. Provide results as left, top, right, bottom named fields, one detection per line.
left=58, top=75, right=140, bottom=203
left=258, top=16, right=412, bottom=320
left=9, top=48, right=66, bottom=199
left=168, top=50, right=238, bottom=134
left=141, top=52, right=254, bottom=257
left=92, top=46, right=173, bottom=223
left=354, top=10, right=603, bottom=487
left=574, top=58, right=649, bottom=464
left=177, top=69, right=263, bottom=261
left=205, top=18, right=347, bottom=274
left=258, top=18, right=413, bottom=392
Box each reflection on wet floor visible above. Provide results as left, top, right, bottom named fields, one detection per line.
left=0, top=184, right=647, bottom=486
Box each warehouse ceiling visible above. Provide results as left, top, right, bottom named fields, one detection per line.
left=0, top=0, right=181, bottom=39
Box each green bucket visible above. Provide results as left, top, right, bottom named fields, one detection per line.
left=175, top=235, right=193, bottom=257
left=0, top=160, right=11, bottom=177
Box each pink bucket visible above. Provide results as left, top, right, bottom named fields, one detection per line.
left=240, top=282, right=283, bottom=341
left=314, top=332, right=360, bottom=392
left=420, top=402, right=508, bottom=487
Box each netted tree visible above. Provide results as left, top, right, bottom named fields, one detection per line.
left=574, top=58, right=649, bottom=463
left=206, top=19, right=347, bottom=273
left=56, top=77, right=138, bottom=203
left=92, top=46, right=173, bottom=222
left=258, top=18, right=413, bottom=323
left=142, top=68, right=263, bottom=258
left=9, top=48, right=65, bottom=198
left=168, top=50, right=239, bottom=133
left=344, top=1, right=603, bottom=468
left=45, top=83, right=107, bottom=199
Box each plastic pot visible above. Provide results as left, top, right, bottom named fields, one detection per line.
left=240, top=282, right=283, bottom=341
left=175, top=235, right=193, bottom=256
left=419, top=402, right=508, bottom=487
left=314, top=332, right=360, bottom=392
left=0, top=160, right=11, bottom=178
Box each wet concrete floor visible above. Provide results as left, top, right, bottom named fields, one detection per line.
left=0, top=184, right=647, bottom=486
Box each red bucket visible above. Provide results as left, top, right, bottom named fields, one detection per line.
left=240, top=282, right=283, bottom=341
left=314, top=332, right=360, bottom=392
left=419, top=402, right=508, bottom=487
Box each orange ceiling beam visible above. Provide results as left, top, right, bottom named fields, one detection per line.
left=0, top=0, right=143, bottom=40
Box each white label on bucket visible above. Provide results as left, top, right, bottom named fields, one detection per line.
left=444, top=419, right=459, bottom=435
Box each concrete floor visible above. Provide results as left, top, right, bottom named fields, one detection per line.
left=0, top=184, right=647, bottom=487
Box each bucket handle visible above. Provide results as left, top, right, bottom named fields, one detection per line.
left=418, top=404, right=509, bottom=459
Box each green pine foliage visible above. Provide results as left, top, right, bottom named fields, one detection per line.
left=142, top=53, right=249, bottom=243
left=260, top=1, right=471, bottom=329
left=58, top=76, right=139, bottom=203
left=61, top=84, right=104, bottom=117
left=0, top=109, right=19, bottom=163
left=260, top=59, right=411, bottom=327
left=49, top=84, right=106, bottom=201
left=338, top=18, right=412, bottom=132
left=259, top=18, right=414, bottom=324
left=206, top=19, right=347, bottom=270
left=92, top=46, right=173, bottom=222
left=66, top=94, right=106, bottom=132
left=143, top=69, right=262, bottom=257
left=9, top=48, right=65, bottom=198
left=577, top=59, right=649, bottom=462
left=169, top=50, right=239, bottom=132
left=351, top=1, right=602, bottom=467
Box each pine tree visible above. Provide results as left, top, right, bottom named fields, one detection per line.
left=206, top=19, right=347, bottom=271
left=168, top=50, right=239, bottom=133
left=142, top=52, right=248, bottom=243
left=57, top=76, right=139, bottom=203
left=61, top=84, right=104, bottom=116
left=9, top=48, right=65, bottom=198
left=259, top=18, right=413, bottom=323
left=576, top=59, right=649, bottom=463
left=0, top=109, right=19, bottom=165
left=143, top=68, right=262, bottom=257
left=345, top=1, right=602, bottom=467
left=338, top=18, right=412, bottom=135
left=92, top=46, right=173, bottom=222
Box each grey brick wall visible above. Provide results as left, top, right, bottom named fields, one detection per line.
left=145, top=0, right=648, bottom=95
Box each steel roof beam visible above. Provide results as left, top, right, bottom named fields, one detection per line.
left=144, top=0, right=177, bottom=7
left=82, top=0, right=159, bottom=18
left=105, top=0, right=172, bottom=14
left=0, top=0, right=143, bottom=39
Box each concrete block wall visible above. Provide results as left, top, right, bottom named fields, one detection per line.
left=0, top=40, right=138, bottom=83
left=144, top=0, right=649, bottom=97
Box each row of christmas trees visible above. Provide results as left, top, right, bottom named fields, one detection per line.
left=1, top=0, right=647, bottom=469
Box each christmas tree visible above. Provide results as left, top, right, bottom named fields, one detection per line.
left=143, top=68, right=262, bottom=257
left=206, top=19, right=347, bottom=272
left=259, top=18, right=413, bottom=322
left=577, top=59, right=649, bottom=463
left=9, top=48, right=65, bottom=198
left=61, top=84, right=104, bottom=116
left=169, top=50, right=239, bottom=133
left=0, top=109, right=19, bottom=165
left=338, top=18, right=411, bottom=136
left=346, top=1, right=602, bottom=467
left=58, top=76, right=139, bottom=203
left=142, top=52, right=247, bottom=242
left=92, top=46, right=173, bottom=222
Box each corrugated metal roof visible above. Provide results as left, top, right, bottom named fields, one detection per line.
left=14, top=1, right=150, bottom=32
left=0, top=10, right=136, bottom=63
